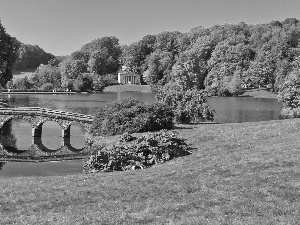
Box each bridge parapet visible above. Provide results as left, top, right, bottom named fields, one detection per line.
left=0, top=107, right=94, bottom=123
left=0, top=107, right=94, bottom=138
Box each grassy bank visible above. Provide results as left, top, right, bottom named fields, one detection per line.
left=12, top=69, right=35, bottom=80
left=104, top=85, right=278, bottom=99
left=1, top=119, right=300, bottom=224
left=240, top=88, right=278, bottom=99
left=104, top=84, right=152, bottom=93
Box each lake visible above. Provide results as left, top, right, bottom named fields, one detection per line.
left=0, top=92, right=283, bottom=177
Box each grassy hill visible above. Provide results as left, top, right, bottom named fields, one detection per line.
left=1, top=118, right=300, bottom=224
left=12, top=68, right=35, bottom=81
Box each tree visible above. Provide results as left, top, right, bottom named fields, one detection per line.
left=121, top=42, right=145, bottom=72
left=155, top=31, right=181, bottom=56
left=30, top=64, right=61, bottom=88
left=173, top=36, right=214, bottom=90
left=205, top=40, right=253, bottom=95
left=88, top=49, right=120, bottom=75
left=70, top=51, right=90, bottom=63
left=171, top=61, right=203, bottom=90
left=59, top=57, right=87, bottom=88
left=39, top=83, right=54, bottom=91
left=74, top=73, right=93, bottom=91
left=0, top=162, right=5, bottom=171
left=227, top=68, right=244, bottom=95
left=121, top=35, right=157, bottom=74
left=12, top=76, right=31, bottom=90
left=0, top=20, right=20, bottom=86
left=145, top=51, right=173, bottom=85
left=155, top=84, right=214, bottom=123
left=13, top=44, right=54, bottom=70
left=92, top=74, right=106, bottom=92
left=278, top=56, right=300, bottom=118
left=81, top=36, right=121, bottom=75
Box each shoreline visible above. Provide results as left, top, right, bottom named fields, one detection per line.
left=239, top=88, right=278, bottom=99
left=103, top=84, right=152, bottom=93
left=0, top=91, right=77, bottom=94
left=0, top=86, right=278, bottom=98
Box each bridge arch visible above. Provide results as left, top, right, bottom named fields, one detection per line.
left=0, top=107, right=93, bottom=159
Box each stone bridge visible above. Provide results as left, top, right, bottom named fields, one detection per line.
left=0, top=136, right=90, bottom=161
left=0, top=107, right=94, bottom=161
left=0, top=107, right=93, bottom=137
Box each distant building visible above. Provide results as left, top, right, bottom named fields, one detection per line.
left=118, top=66, right=141, bottom=84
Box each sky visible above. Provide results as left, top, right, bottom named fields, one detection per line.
left=0, top=0, right=299, bottom=56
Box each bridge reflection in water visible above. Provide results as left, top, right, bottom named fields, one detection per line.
left=0, top=107, right=93, bottom=162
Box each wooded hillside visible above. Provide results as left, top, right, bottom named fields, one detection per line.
left=3, top=18, right=300, bottom=95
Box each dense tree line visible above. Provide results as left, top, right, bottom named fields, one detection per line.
left=9, top=36, right=121, bottom=91
left=121, top=18, right=300, bottom=96
left=0, top=20, right=20, bottom=87
left=13, top=44, right=55, bottom=71
left=6, top=18, right=300, bottom=95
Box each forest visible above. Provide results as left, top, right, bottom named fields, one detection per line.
left=1, top=18, right=300, bottom=96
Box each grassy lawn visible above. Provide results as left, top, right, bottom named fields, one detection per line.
left=104, top=84, right=152, bottom=93
left=1, top=119, right=300, bottom=224
left=240, top=88, right=278, bottom=99
left=12, top=69, right=35, bottom=80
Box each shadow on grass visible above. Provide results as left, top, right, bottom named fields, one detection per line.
left=172, top=126, right=193, bottom=130
left=173, top=122, right=221, bottom=130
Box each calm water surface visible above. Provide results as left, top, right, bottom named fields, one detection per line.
left=0, top=92, right=282, bottom=177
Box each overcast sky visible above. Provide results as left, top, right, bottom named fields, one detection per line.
left=0, top=0, right=299, bottom=56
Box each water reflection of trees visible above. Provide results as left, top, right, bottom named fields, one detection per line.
left=0, top=121, right=18, bottom=151
left=0, top=162, right=5, bottom=170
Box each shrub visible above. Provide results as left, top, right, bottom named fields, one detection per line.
left=92, top=74, right=118, bottom=92
left=279, top=107, right=300, bottom=119
left=39, top=83, right=54, bottom=91
left=12, top=76, right=31, bottom=90
left=155, top=84, right=214, bottom=123
left=102, top=74, right=118, bottom=86
left=91, top=98, right=174, bottom=136
left=278, top=69, right=300, bottom=119
left=74, top=73, right=93, bottom=91
left=83, top=130, right=191, bottom=173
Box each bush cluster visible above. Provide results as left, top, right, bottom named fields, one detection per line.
left=83, top=130, right=191, bottom=173
left=91, top=98, right=174, bottom=136
left=279, top=108, right=300, bottom=119
left=155, top=84, right=214, bottom=124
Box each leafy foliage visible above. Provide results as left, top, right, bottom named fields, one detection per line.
left=83, top=130, right=191, bottom=173
left=39, top=83, right=54, bottom=91
left=155, top=84, right=214, bottom=123
left=73, top=73, right=93, bottom=91
left=0, top=162, right=5, bottom=170
left=0, top=20, right=20, bottom=86
left=11, top=17, right=300, bottom=97
left=82, top=36, right=121, bottom=75
left=278, top=60, right=300, bottom=118
left=13, top=44, right=54, bottom=70
left=30, top=63, right=61, bottom=89
left=11, top=76, right=31, bottom=90
left=91, top=98, right=174, bottom=136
